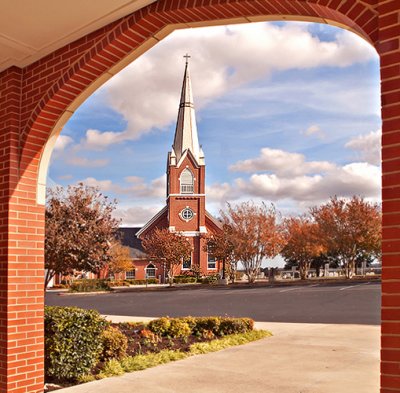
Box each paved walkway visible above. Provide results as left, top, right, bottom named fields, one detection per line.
left=59, top=318, right=380, bottom=393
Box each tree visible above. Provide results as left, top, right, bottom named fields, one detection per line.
left=204, top=225, right=237, bottom=282
left=221, top=202, right=286, bottom=283
left=281, top=216, right=325, bottom=280
left=141, top=228, right=192, bottom=286
left=310, top=196, right=381, bottom=279
left=45, top=184, right=120, bottom=287
left=108, top=242, right=134, bottom=276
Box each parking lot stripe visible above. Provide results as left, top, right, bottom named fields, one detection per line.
left=279, top=287, right=300, bottom=293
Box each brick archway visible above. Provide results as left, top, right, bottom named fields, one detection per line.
left=1, top=1, right=398, bottom=392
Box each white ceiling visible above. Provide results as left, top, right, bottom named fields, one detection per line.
left=0, top=0, right=156, bottom=72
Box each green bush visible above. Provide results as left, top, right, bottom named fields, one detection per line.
left=218, top=318, right=254, bottom=336
left=45, top=306, right=108, bottom=381
left=147, top=317, right=171, bottom=336
left=99, top=359, right=125, bottom=377
left=108, top=280, right=130, bottom=287
left=173, top=276, right=197, bottom=284
left=177, top=316, right=197, bottom=330
left=126, top=278, right=159, bottom=285
left=101, top=326, right=128, bottom=361
left=168, top=319, right=191, bottom=338
left=69, top=279, right=111, bottom=292
left=201, top=275, right=219, bottom=284
left=192, top=317, right=221, bottom=336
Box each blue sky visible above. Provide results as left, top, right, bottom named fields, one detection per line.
left=49, top=21, right=381, bottom=227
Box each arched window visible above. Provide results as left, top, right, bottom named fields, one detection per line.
left=146, top=263, right=156, bottom=278
left=180, top=168, right=194, bottom=194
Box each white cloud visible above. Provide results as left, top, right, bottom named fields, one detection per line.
left=54, top=135, right=73, bottom=151
left=303, top=124, right=325, bottom=139
left=229, top=147, right=335, bottom=176
left=67, top=156, right=109, bottom=167
left=113, top=205, right=162, bottom=226
left=58, top=174, right=73, bottom=180
left=345, top=129, right=381, bottom=165
left=80, top=22, right=376, bottom=149
left=235, top=162, right=380, bottom=203
left=79, top=175, right=166, bottom=198
left=80, top=177, right=114, bottom=191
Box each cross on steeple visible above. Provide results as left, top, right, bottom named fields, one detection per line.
left=183, top=53, right=191, bottom=64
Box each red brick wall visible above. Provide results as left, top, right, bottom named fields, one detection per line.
left=378, top=1, right=400, bottom=391
left=0, top=66, right=45, bottom=392
left=3, top=0, right=400, bottom=392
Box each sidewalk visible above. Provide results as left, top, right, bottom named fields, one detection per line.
left=58, top=318, right=379, bottom=393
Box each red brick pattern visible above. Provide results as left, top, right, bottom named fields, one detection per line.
left=379, top=0, right=400, bottom=391
left=0, top=66, right=45, bottom=392
left=4, top=0, right=400, bottom=392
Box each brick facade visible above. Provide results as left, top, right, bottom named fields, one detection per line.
left=0, top=1, right=397, bottom=392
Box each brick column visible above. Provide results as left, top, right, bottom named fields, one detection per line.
left=379, top=1, right=400, bottom=392
left=0, top=67, right=44, bottom=392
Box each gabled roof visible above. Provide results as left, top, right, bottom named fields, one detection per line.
left=206, top=210, right=223, bottom=231
left=117, top=227, right=147, bottom=259
left=135, top=205, right=168, bottom=238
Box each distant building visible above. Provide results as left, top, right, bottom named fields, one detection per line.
left=118, top=57, right=222, bottom=282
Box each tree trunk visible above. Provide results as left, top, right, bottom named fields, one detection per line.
left=44, top=269, right=55, bottom=289
left=345, top=260, right=355, bottom=279
left=168, top=271, right=174, bottom=287
left=299, top=261, right=310, bottom=280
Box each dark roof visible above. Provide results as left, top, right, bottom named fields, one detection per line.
left=118, top=227, right=147, bottom=259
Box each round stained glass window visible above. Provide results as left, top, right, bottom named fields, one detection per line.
left=181, top=207, right=194, bottom=221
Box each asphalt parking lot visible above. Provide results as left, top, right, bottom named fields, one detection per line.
left=46, top=281, right=381, bottom=325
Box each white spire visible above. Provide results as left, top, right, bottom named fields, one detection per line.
left=171, top=55, right=203, bottom=165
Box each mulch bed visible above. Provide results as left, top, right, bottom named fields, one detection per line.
left=114, top=322, right=212, bottom=355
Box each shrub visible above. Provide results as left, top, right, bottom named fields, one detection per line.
left=108, top=280, right=130, bottom=287
left=99, top=359, right=125, bottom=377
left=45, top=306, right=108, bottom=381
left=126, top=278, right=159, bottom=285
left=147, top=317, right=171, bottom=336
left=69, top=279, right=111, bottom=292
left=168, top=319, right=191, bottom=338
left=218, top=318, right=254, bottom=336
left=101, top=326, right=128, bottom=361
left=192, top=317, right=221, bottom=336
left=201, top=275, right=219, bottom=284
left=140, top=329, right=161, bottom=346
left=173, top=276, right=197, bottom=284
left=177, top=316, right=197, bottom=330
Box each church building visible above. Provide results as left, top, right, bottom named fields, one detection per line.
left=119, top=57, right=222, bottom=282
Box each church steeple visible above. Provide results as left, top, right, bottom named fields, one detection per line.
left=171, top=55, right=204, bottom=166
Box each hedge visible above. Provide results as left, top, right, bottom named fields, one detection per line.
left=45, top=306, right=108, bottom=381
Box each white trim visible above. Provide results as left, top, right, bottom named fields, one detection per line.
left=136, top=205, right=167, bottom=237
left=176, top=149, right=201, bottom=169
left=182, top=254, right=192, bottom=270
left=207, top=253, right=217, bottom=270
left=206, top=210, right=223, bottom=230
left=168, top=194, right=205, bottom=197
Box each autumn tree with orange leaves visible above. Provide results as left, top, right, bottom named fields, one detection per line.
left=310, top=196, right=381, bottom=279
left=108, top=242, right=134, bottom=276
left=142, top=228, right=192, bottom=286
left=221, top=202, right=285, bottom=283
left=281, top=216, right=325, bottom=280
left=204, top=224, right=236, bottom=282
